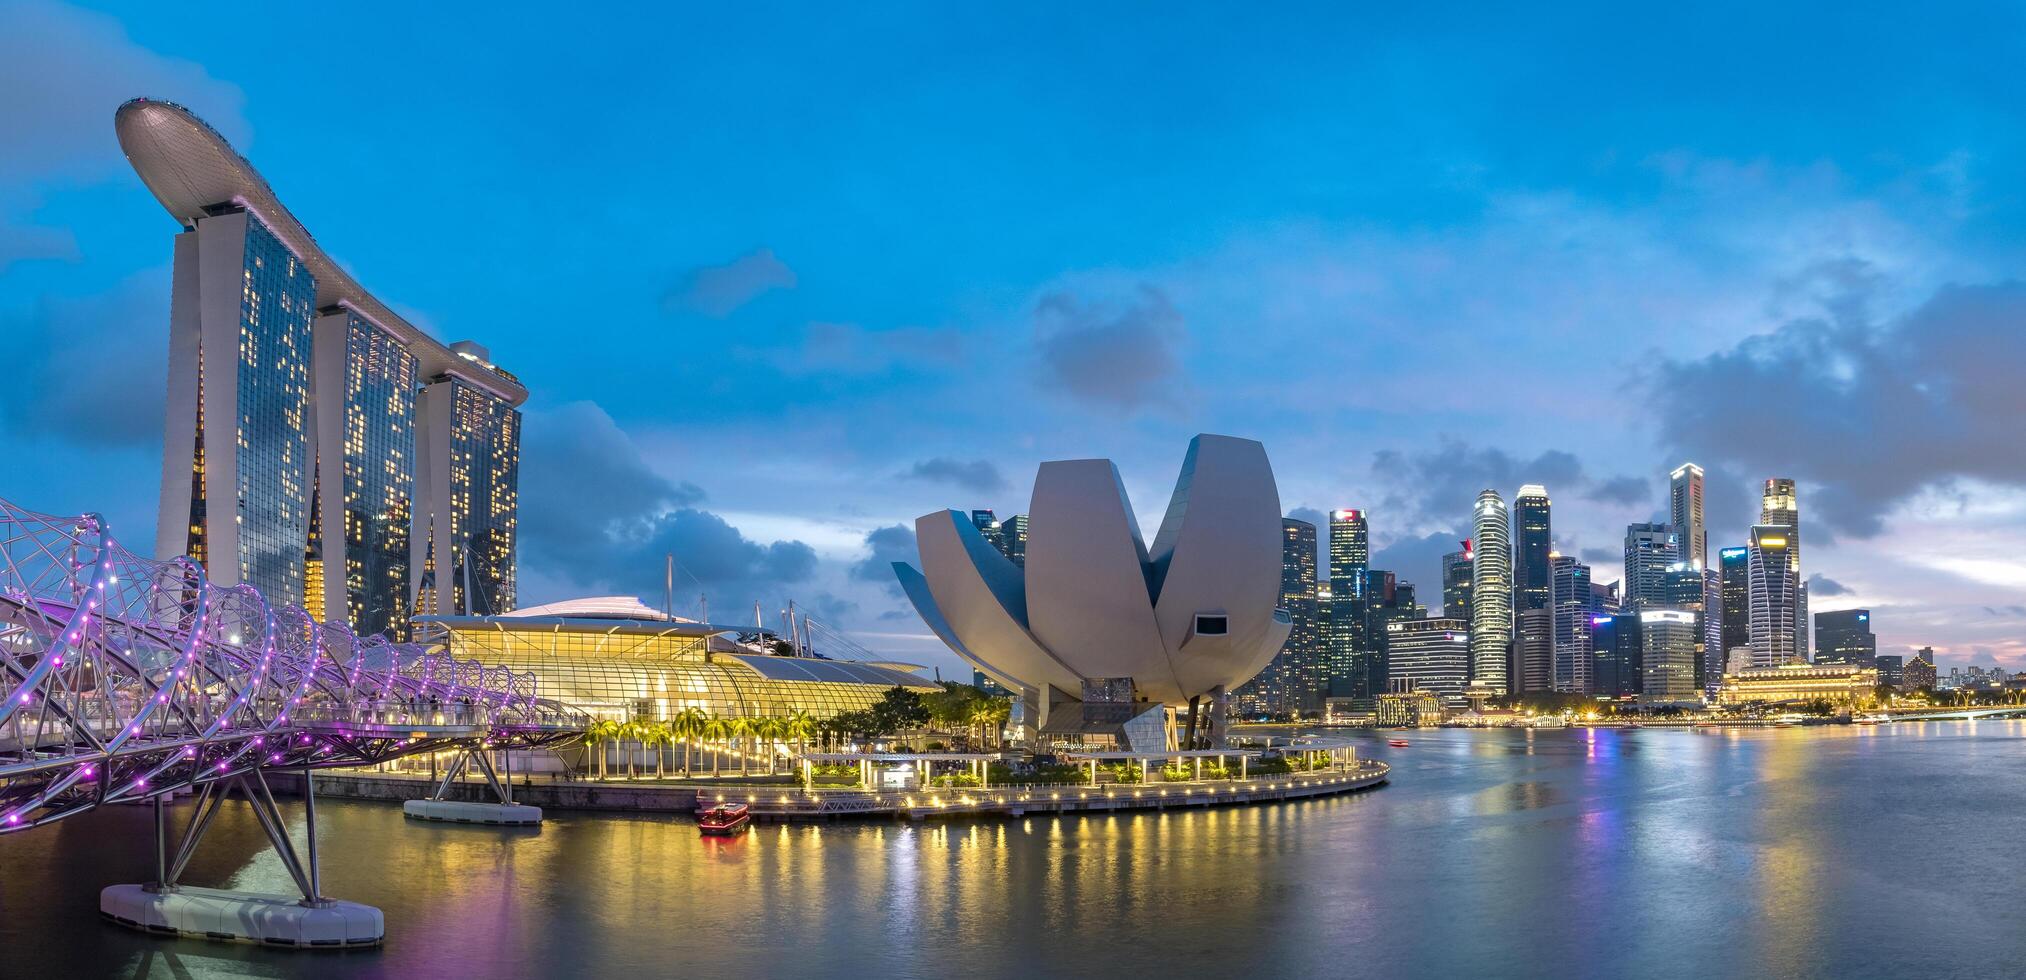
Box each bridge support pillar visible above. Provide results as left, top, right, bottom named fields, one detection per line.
left=104, top=771, right=385, bottom=948
left=403, top=741, right=543, bottom=826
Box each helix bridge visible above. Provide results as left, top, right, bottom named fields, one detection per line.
left=0, top=497, right=588, bottom=946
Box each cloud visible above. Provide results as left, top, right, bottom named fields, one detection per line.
left=1369, top=530, right=1466, bottom=605
left=1033, top=284, right=1185, bottom=410
left=1809, top=574, right=1851, bottom=597
left=0, top=269, right=168, bottom=446
left=1369, top=438, right=1650, bottom=533
left=1645, top=274, right=2026, bottom=537
left=663, top=247, right=795, bottom=317
left=518, top=402, right=813, bottom=609
left=849, top=524, right=917, bottom=595
left=902, top=457, right=1005, bottom=494
left=1286, top=506, right=1328, bottom=528
left=1578, top=547, right=1617, bottom=566
left=788, top=321, right=965, bottom=376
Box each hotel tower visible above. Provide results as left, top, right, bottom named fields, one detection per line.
left=117, top=99, right=526, bottom=637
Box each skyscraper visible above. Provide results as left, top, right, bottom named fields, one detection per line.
left=999, top=514, right=1029, bottom=566
left=1670, top=462, right=1707, bottom=570
left=1639, top=608, right=1701, bottom=703
left=1469, top=490, right=1513, bottom=694
left=1550, top=553, right=1593, bottom=693
left=1622, top=523, right=1679, bottom=609
left=122, top=99, right=528, bottom=632
left=1875, top=654, right=1905, bottom=688
left=413, top=364, right=523, bottom=619
left=1515, top=608, right=1555, bottom=695
left=1442, top=542, right=1474, bottom=623
left=1592, top=612, right=1642, bottom=701
left=1748, top=524, right=1799, bottom=666
left=1513, top=485, right=1553, bottom=613
left=969, top=510, right=1004, bottom=553
left=1814, top=609, right=1877, bottom=666
left=1661, top=562, right=1709, bottom=691
left=1386, top=618, right=1471, bottom=705
left=1326, top=510, right=1370, bottom=697
left=1762, top=478, right=1805, bottom=656
left=1237, top=518, right=1322, bottom=717
left=1719, top=547, right=1751, bottom=668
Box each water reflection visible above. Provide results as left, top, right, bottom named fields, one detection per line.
left=3, top=725, right=2023, bottom=978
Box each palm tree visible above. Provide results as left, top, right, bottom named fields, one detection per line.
left=702, top=715, right=732, bottom=777
left=673, top=707, right=706, bottom=773
left=577, top=724, right=602, bottom=779
left=587, top=719, right=624, bottom=778
left=618, top=720, right=644, bottom=779
left=724, top=716, right=754, bottom=775
left=753, top=717, right=787, bottom=774
left=784, top=709, right=815, bottom=760
left=642, top=721, right=671, bottom=779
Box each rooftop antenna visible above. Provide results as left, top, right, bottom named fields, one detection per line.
left=664, top=554, right=674, bottom=622
left=699, top=593, right=709, bottom=627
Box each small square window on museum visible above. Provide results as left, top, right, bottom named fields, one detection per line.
left=1194, top=614, right=1228, bottom=636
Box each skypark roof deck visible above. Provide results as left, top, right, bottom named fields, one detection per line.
left=114, top=97, right=525, bottom=405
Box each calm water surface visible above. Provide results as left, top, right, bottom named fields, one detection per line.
left=3, top=723, right=2022, bottom=979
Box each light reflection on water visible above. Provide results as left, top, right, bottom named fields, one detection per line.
left=2, top=723, right=2023, bottom=979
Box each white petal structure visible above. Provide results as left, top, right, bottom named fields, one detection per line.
left=896, top=434, right=1289, bottom=710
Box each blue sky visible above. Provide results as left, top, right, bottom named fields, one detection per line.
left=6, top=0, right=2026, bottom=673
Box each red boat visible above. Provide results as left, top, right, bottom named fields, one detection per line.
left=698, top=802, right=750, bottom=836
left=1387, top=739, right=1410, bottom=748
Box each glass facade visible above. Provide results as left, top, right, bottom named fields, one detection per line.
left=341, top=314, right=419, bottom=638
left=435, top=620, right=940, bottom=722
left=232, top=215, right=317, bottom=607
left=429, top=380, right=520, bottom=616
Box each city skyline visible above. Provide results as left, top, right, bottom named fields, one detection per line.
left=7, top=2, right=2026, bottom=676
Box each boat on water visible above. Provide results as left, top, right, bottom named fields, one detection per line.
left=698, top=802, right=751, bottom=836
left=1387, top=739, right=1411, bottom=748
left=1855, top=714, right=1892, bottom=725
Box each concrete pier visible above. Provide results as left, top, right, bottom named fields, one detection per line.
left=403, top=799, right=543, bottom=825
left=100, top=884, right=383, bottom=948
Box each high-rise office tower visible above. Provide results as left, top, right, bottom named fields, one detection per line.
left=1326, top=510, right=1370, bottom=697
left=1237, top=518, right=1322, bottom=717
left=999, top=514, right=1029, bottom=566
left=969, top=510, right=1004, bottom=553
left=1702, top=566, right=1723, bottom=692
left=1747, top=524, right=1799, bottom=666
left=1670, top=463, right=1707, bottom=570
left=1622, top=523, right=1679, bottom=609
left=1660, top=562, right=1709, bottom=691
left=1385, top=618, right=1471, bottom=706
left=1469, top=490, right=1513, bottom=694
left=121, top=99, right=527, bottom=632
left=1513, top=485, right=1553, bottom=613
left=1442, top=542, right=1474, bottom=623
left=1550, top=554, right=1593, bottom=693
left=1905, top=650, right=1937, bottom=690
left=1591, top=613, right=1643, bottom=701
left=1515, top=608, right=1555, bottom=694
left=1639, top=608, right=1701, bottom=703
left=1814, top=609, right=1876, bottom=666
left=1719, top=547, right=1751, bottom=667
left=1761, top=478, right=1805, bottom=656
left=1875, top=654, right=1905, bottom=688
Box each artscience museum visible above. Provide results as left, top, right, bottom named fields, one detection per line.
left=895, top=435, right=1291, bottom=751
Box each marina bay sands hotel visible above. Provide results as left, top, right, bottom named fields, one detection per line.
left=115, top=98, right=523, bottom=639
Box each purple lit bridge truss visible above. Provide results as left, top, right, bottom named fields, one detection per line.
left=0, top=497, right=587, bottom=905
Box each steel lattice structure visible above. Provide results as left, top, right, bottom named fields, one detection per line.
left=0, top=497, right=585, bottom=833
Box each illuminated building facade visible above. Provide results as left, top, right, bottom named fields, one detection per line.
left=414, top=368, right=522, bottom=619
left=1550, top=554, right=1592, bottom=693
left=1237, top=517, right=1322, bottom=717
left=1592, top=612, right=1642, bottom=701
left=1748, top=524, right=1799, bottom=667
left=1469, top=491, right=1512, bottom=694
left=1874, top=654, right=1904, bottom=688
left=121, top=98, right=526, bottom=637
left=1904, top=651, right=1937, bottom=690
left=1717, top=663, right=1879, bottom=707
left=1639, top=608, right=1701, bottom=703
left=1719, top=547, right=1751, bottom=663
left=1442, top=542, right=1473, bottom=623
left=1386, top=618, right=1470, bottom=705
left=1622, top=523, right=1678, bottom=609
left=1762, top=478, right=1806, bottom=656
left=1814, top=609, right=1876, bottom=666
left=1670, top=462, right=1706, bottom=570
left=999, top=514, right=1029, bottom=566
left=1515, top=608, right=1554, bottom=694
left=422, top=601, right=939, bottom=723
left=1513, top=485, right=1552, bottom=613
left=1326, top=509, right=1370, bottom=697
